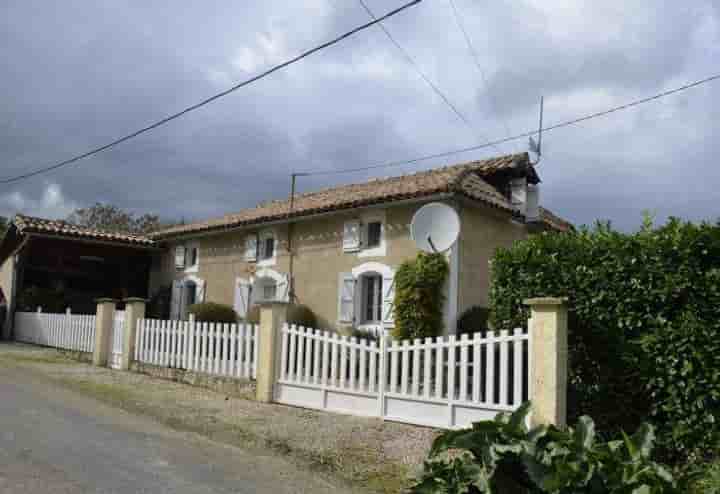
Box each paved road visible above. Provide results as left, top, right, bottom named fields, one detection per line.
left=0, top=364, right=351, bottom=494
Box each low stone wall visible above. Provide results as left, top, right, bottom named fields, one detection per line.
left=130, top=362, right=256, bottom=400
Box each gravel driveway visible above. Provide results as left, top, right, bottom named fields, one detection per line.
left=0, top=343, right=436, bottom=493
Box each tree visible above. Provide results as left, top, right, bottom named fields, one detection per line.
left=66, top=203, right=174, bottom=235
left=0, top=216, right=7, bottom=239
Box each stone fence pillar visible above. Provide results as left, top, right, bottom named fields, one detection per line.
left=93, top=298, right=117, bottom=367
left=525, top=297, right=568, bottom=428
left=121, top=298, right=146, bottom=371
left=255, top=301, right=288, bottom=403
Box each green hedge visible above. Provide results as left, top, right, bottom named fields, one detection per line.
left=188, top=302, right=238, bottom=323
left=392, top=252, right=448, bottom=340
left=489, top=217, right=720, bottom=460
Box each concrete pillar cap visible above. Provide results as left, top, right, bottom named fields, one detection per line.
left=523, top=297, right=568, bottom=306
left=94, top=298, right=119, bottom=304
left=123, top=297, right=148, bottom=303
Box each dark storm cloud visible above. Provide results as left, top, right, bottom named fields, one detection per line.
left=0, top=0, right=718, bottom=231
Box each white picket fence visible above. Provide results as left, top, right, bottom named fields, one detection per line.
left=275, top=324, right=530, bottom=428
left=14, top=310, right=96, bottom=353
left=135, top=318, right=259, bottom=379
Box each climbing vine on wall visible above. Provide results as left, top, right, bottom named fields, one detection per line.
left=392, top=252, right=448, bottom=340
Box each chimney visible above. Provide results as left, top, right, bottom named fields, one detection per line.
left=510, top=177, right=527, bottom=216
left=526, top=184, right=540, bottom=221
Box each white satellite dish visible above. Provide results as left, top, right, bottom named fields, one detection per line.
left=410, top=203, right=460, bottom=253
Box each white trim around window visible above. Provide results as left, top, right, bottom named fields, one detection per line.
left=349, top=261, right=394, bottom=333
left=357, top=211, right=387, bottom=258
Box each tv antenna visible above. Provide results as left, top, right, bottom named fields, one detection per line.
left=529, top=95, right=544, bottom=165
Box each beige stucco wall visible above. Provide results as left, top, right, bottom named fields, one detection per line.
left=150, top=203, right=424, bottom=330
left=150, top=199, right=530, bottom=331
left=457, top=202, right=528, bottom=316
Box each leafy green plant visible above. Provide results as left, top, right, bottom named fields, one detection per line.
left=187, top=302, right=238, bottom=323
left=393, top=252, right=448, bottom=339
left=488, top=217, right=720, bottom=458
left=636, top=311, right=720, bottom=462
left=411, top=403, right=678, bottom=494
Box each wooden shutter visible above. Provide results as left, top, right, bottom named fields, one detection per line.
left=174, top=246, right=186, bottom=269
left=338, top=273, right=355, bottom=323
left=343, top=221, right=361, bottom=252
left=245, top=234, right=258, bottom=262
left=234, top=279, right=250, bottom=318
left=277, top=273, right=290, bottom=302
left=195, top=279, right=206, bottom=303
left=382, top=273, right=395, bottom=327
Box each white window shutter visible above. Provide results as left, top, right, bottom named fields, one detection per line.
left=170, top=281, right=182, bottom=319
left=277, top=274, right=290, bottom=302
left=343, top=221, right=361, bottom=252
left=338, top=273, right=356, bottom=323
left=234, top=280, right=250, bottom=318
left=382, top=273, right=395, bottom=327
left=174, top=246, right=186, bottom=269
left=196, top=279, right=206, bottom=303
left=245, top=234, right=258, bottom=261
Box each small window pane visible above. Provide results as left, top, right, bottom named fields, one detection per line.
left=262, top=237, right=275, bottom=260
left=366, top=222, right=382, bottom=248
left=263, top=283, right=277, bottom=300
left=362, top=275, right=383, bottom=323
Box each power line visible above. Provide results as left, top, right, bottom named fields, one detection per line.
left=446, top=0, right=513, bottom=143
left=0, top=0, right=422, bottom=186
left=299, top=72, right=720, bottom=176
left=357, top=0, right=499, bottom=150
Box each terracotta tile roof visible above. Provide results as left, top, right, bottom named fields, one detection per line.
left=152, top=153, right=534, bottom=239
left=13, top=214, right=156, bottom=246
left=539, top=207, right=574, bottom=232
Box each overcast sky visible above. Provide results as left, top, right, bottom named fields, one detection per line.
left=1, top=0, right=718, bottom=230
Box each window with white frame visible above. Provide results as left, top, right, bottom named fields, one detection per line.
left=245, top=231, right=276, bottom=264
left=338, top=262, right=394, bottom=329
left=343, top=215, right=386, bottom=256
left=360, top=273, right=383, bottom=323
left=174, top=244, right=199, bottom=271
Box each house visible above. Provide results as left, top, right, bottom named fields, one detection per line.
left=0, top=215, right=159, bottom=339
left=147, top=152, right=571, bottom=334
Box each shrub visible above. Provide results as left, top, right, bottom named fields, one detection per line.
left=637, top=311, right=720, bottom=461
left=411, top=403, right=678, bottom=494
left=393, top=252, right=448, bottom=340
left=488, top=217, right=720, bottom=458
left=457, top=306, right=490, bottom=334
left=287, top=304, right=317, bottom=328
left=188, top=302, right=238, bottom=323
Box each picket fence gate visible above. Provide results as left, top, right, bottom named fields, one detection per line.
left=134, top=318, right=259, bottom=380
left=275, top=324, right=530, bottom=428
left=14, top=310, right=96, bottom=353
